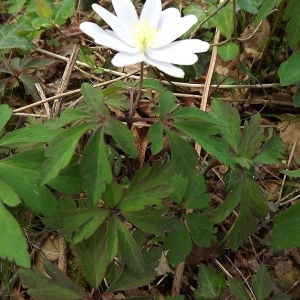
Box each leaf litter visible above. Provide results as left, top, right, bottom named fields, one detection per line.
left=0, top=1, right=300, bottom=299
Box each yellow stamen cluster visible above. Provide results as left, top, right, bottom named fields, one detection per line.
left=131, top=20, right=157, bottom=51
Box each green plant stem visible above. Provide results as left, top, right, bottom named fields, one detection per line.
left=129, top=62, right=144, bottom=120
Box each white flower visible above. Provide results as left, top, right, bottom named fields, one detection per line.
left=80, top=0, right=210, bottom=78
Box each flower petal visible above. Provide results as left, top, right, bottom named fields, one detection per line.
left=159, top=7, right=181, bottom=28
left=171, top=39, right=210, bottom=53
left=112, top=52, right=145, bottom=67
left=147, top=48, right=198, bottom=65
left=140, top=0, right=162, bottom=28
left=147, top=39, right=209, bottom=65
left=80, top=22, right=137, bottom=53
left=112, top=0, right=138, bottom=26
left=155, top=15, right=198, bottom=47
left=145, top=57, right=185, bottom=78
left=91, top=3, right=133, bottom=45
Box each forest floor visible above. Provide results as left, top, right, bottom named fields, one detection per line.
left=0, top=0, right=300, bottom=299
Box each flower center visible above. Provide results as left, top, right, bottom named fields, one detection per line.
left=131, top=20, right=157, bottom=51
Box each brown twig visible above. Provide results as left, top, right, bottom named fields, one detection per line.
left=194, top=18, right=221, bottom=155
left=52, top=44, right=80, bottom=116
left=171, top=261, right=185, bottom=297
left=35, top=83, right=51, bottom=118
left=36, top=48, right=280, bottom=88
left=12, top=69, right=140, bottom=113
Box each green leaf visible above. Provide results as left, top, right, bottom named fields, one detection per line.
left=158, top=90, right=177, bottom=116
left=173, top=121, right=234, bottom=166
left=82, top=128, right=112, bottom=205
left=102, top=181, right=122, bottom=208
left=142, top=78, right=166, bottom=93
left=20, top=57, right=55, bottom=70
left=283, top=0, right=300, bottom=21
left=255, top=0, right=283, bottom=24
left=106, top=119, right=139, bottom=157
left=105, top=216, right=119, bottom=261
left=236, top=0, right=260, bottom=14
left=35, top=0, right=53, bottom=19
left=81, top=83, right=109, bottom=116
left=231, top=197, right=257, bottom=245
left=210, top=3, right=234, bottom=39
left=186, top=213, right=214, bottom=247
left=102, top=80, right=127, bottom=96
left=251, top=266, right=273, bottom=300
left=53, top=0, right=75, bottom=25
left=0, top=104, right=12, bottom=132
left=170, top=173, right=188, bottom=204
left=147, top=122, right=164, bottom=155
left=105, top=93, right=129, bottom=110
left=0, top=150, right=58, bottom=215
left=183, top=4, right=207, bottom=38
left=45, top=108, right=93, bottom=130
left=114, top=216, right=144, bottom=272
left=213, top=183, right=242, bottom=223
left=164, top=224, right=192, bottom=267
left=194, top=54, right=211, bottom=78
left=18, top=261, right=87, bottom=300
left=0, top=124, right=59, bottom=147
left=278, top=51, right=300, bottom=86
left=239, top=114, right=263, bottom=158
left=225, top=168, right=247, bottom=191
left=217, top=42, right=239, bottom=61
left=244, top=177, right=269, bottom=218
left=254, top=135, right=286, bottom=164
left=43, top=208, right=108, bottom=244
left=226, top=177, right=269, bottom=250
left=108, top=246, right=161, bottom=292
left=166, top=129, right=198, bottom=177
left=78, top=45, right=95, bottom=67
left=234, top=157, right=251, bottom=169
left=172, top=106, right=211, bottom=122
left=228, top=277, right=250, bottom=300
left=18, top=74, right=41, bottom=99
left=280, top=169, right=300, bottom=177
left=209, top=99, right=241, bottom=154
left=195, top=264, right=226, bottom=299
left=123, top=208, right=180, bottom=235
left=48, top=164, right=83, bottom=195
left=8, top=0, right=26, bottom=14
left=6, top=56, right=21, bottom=72
left=0, top=24, right=34, bottom=52
left=184, top=175, right=211, bottom=209
left=0, top=148, right=44, bottom=170
left=286, top=14, right=300, bottom=49
left=119, top=164, right=173, bottom=212
left=72, top=224, right=111, bottom=288
left=0, top=202, right=30, bottom=267
left=39, top=124, right=90, bottom=185
left=271, top=202, right=300, bottom=250
left=31, top=16, right=53, bottom=30
left=0, top=179, right=20, bottom=206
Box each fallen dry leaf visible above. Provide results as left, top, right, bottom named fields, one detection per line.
left=240, top=19, right=270, bottom=64
left=34, top=234, right=67, bottom=275
left=274, top=259, right=293, bottom=278
left=279, top=120, right=300, bottom=162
